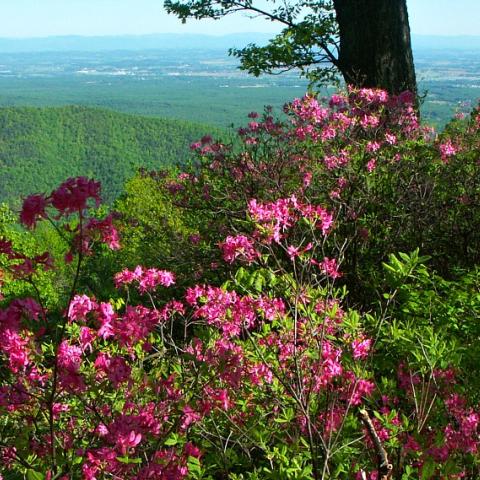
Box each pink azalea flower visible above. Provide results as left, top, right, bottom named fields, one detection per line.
left=351, top=337, right=372, bottom=360
left=51, top=177, right=101, bottom=215
left=439, top=139, right=458, bottom=162
left=366, top=158, right=377, bottom=173
left=68, top=294, right=97, bottom=322
left=20, top=194, right=49, bottom=229
left=314, top=257, right=342, bottom=279
left=220, top=235, right=258, bottom=264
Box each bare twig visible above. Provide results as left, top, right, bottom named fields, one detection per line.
left=358, top=408, right=393, bottom=480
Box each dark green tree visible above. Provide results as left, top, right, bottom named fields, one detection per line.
left=165, top=0, right=417, bottom=95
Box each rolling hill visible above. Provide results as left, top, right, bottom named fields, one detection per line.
left=0, top=105, right=215, bottom=206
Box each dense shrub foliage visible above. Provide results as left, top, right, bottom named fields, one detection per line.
left=0, top=89, right=479, bottom=479
left=118, top=88, right=480, bottom=303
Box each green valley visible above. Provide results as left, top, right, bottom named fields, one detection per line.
left=0, top=105, right=214, bottom=206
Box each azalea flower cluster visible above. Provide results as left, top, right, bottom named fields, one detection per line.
left=115, top=266, right=176, bottom=292
left=170, top=88, right=433, bottom=270
left=185, top=284, right=285, bottom=337
left=219, top=195, right=343, bottom=281
left=0, top=297, right=42, bottom=374
left=0, top=266, right=194, bottom=479
left=287, top=87, right=419, bottom=142
left=2, top=90, right=480, bottom=479
left=19, top=177, right=120, bottom=255
left=394, top=366, right=480, bottom=470
left=182, top=287, right=377, bottom=454
left=20, top=177, right=101, bottom=229
left=248, top=195, right=333, bottom=240
left=0, top=173, right=375, bottom=479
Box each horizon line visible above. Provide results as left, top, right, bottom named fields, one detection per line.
left=0, top=32, right=479, bottom=41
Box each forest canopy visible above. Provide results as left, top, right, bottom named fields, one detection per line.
left=0, top=105, right=215, bottom=206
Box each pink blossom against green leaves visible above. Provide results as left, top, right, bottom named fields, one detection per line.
left=439, top=138, right=458, bottom=162
left=347, top=377, right=376, bottom=406
left=68, top=294, right=97, bottom=322
left=114, top=266, right=139, bottom=287
left=366, top=141, right=381, bottom=153
left=20, top=194, right=49, bottom=229
left=0, top=329, right=31, bottom=373
left=289, top=95, right=330, bottom=124
left=94, top=353, right=132, bottom=387
left=115, top=266, right=175, bottom=292
left=249, top=362, right=274, bottom=385
left=323, top=150, right=350, bottom=170
left=366, top=158, right=377, bottom=173
left=385, top=132, right=397, bottom=145
left=9, top=297, right=42, bottom=321
left=96, top=301, right=116, bottom=339
left=283, top=88, right=420, bottom=148
left=136, top=449, right=190, bottom=480
left=220, top=234, right=258, bottom=264
left=81, top=447, right=121, bottom=480
left=17, top=177, right=119, bottom=261
left=50, top=177, right=101, bottom=215
left=180, top=405, right=201, bottom=430
left=313, top=256, right=342, bottom=279
left=140, top=268, right=175, bottom=291
left=57, top=340, right=82, bottom=373
left=114, top=305, right=162, bottom=347
left=79, top=326, right=95, bottom=353
left=329, top=93, right=348, bottom=108
left=287, top=241, right=312, bottom=260
left=287, top=244, right=301, bottom=259
left=85, top=214, right=120, bottom=250
left=302, top=171, right=313, bottom=187
left=351, top=337, right=372, bottom=360
left=318, top=406, right=345, bottom=434
left=248, top=196, right=333, bottom=243
left=352, top=87, right=389, bottom=105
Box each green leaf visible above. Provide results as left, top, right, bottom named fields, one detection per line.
left=421, top=459, right=436, bottom=479
left=164, top=434, right=180, bottom=446
left=116, top=456, right=142, bottom=464
left=27, top=470, right=44, bottom=480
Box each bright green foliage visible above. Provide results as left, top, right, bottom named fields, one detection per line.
left=108, top=172, right=229, bottom=299
left=0, top=105, right=216, bottom=206
left=116, top=174, right=193, bottom=266
left=84, top=173, right=198, bottom=299
left=0, top=203, right=69, bottom=307
left=382, top=256, right=480, bottom=402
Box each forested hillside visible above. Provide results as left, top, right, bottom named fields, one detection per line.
left=0, top=105, right=214, bottom=205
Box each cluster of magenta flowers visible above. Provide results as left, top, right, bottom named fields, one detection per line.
left=1, top=89, right=480, bottom=479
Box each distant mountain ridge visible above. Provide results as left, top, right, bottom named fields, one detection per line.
left=0, top=33, right=272, bottom=53
left=0, top=33, right=479, bottom=53
left=0, top=106, right=214, bottom=206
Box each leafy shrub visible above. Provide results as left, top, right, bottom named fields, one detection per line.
left=131, top=88, right=480, bottom=305
left=1, top=89, right=480, bottom=479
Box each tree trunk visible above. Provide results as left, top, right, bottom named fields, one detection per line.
left=332, top=0, right=417, bottom=96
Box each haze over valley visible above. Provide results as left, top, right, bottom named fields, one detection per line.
left=0, top=34, right=478, bottom=128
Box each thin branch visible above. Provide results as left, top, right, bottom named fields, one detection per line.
left=358, top=409, right=393, bottom=480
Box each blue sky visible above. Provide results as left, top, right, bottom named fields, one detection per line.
left=0, top=0, right=478, bottom=38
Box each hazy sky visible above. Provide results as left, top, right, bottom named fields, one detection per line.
left=0, top=0, right=478, bottom=38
